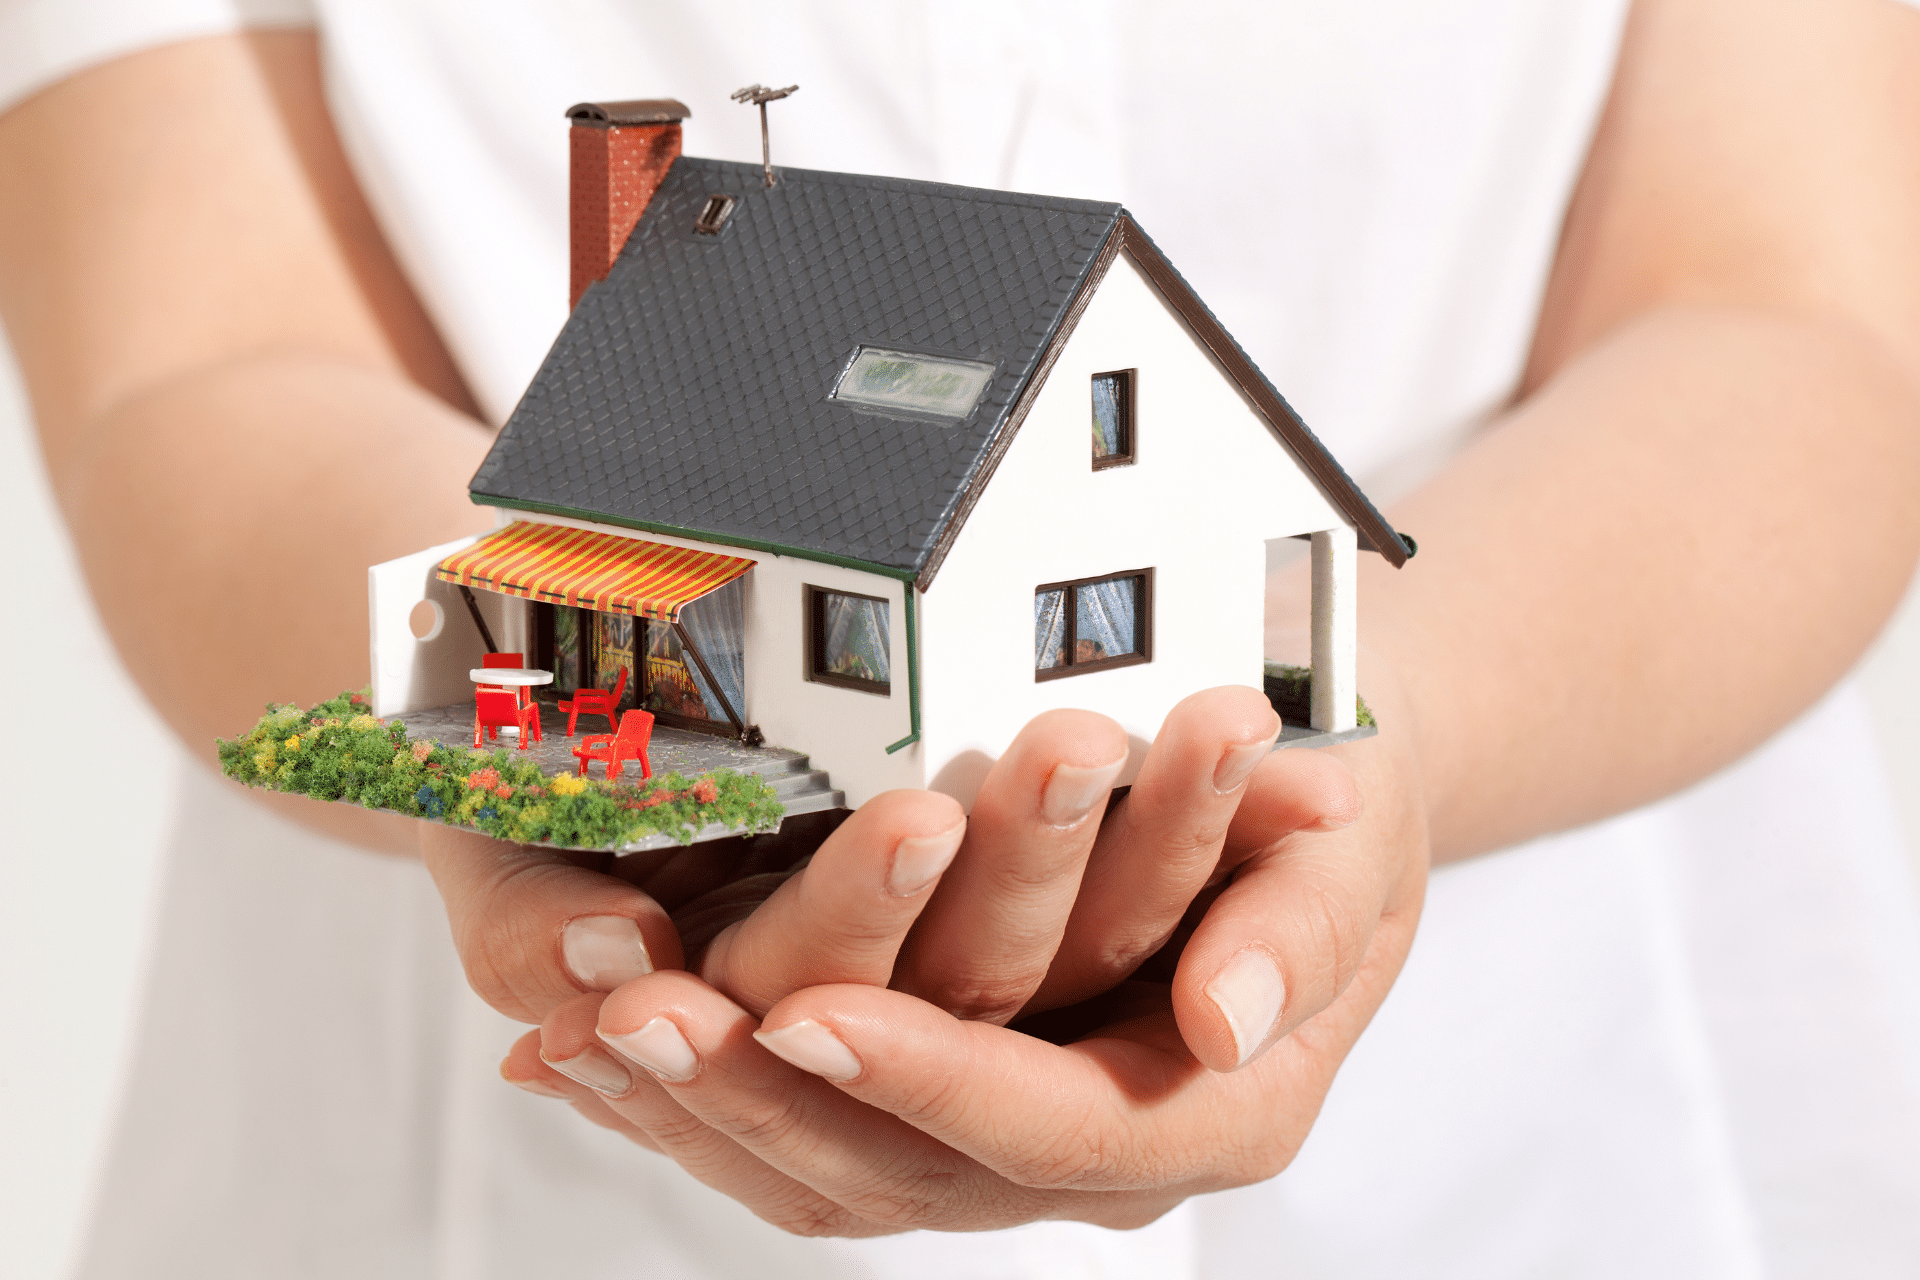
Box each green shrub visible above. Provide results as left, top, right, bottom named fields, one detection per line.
left=217, top=690, right=784, bottom=849
left=1261, top=662, right=1376, bottom=729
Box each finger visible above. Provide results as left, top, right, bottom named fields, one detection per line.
left=891, top=710, right=1129, bottom=1024
left=499, top=1023, right=663, bottom=1149
left=755, top=983, right=1274, bottom=1209
left=1031, top=687, right=1334, bottom=1012
left=612, top=840, right=752, bottom=912
left=1172, top=739, right=1426, bottom=1072
left=594, top=971, right=1045, bottom=1234
left=673, top=871, right=804, bottom=958
left=695, top=790, right=966, bottom=1016
left=539, top=990, right=867, bottom=1239
left=418, top=823, right=684, bottom=1024
left=609, top=804, right=844, bottom=910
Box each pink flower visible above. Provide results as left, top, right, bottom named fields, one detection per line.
left=692, top=779, right=718, bottom=805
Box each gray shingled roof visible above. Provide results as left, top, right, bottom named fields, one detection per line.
left=471, top=157, right=1121, bottom=576
left=472, top=156, right=1413, bottom=580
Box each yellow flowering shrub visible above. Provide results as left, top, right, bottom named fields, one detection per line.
left=508, top=804, right=551, bottom=841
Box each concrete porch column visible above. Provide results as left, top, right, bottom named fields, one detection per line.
left=1310, top=525, right=1357, bottom=732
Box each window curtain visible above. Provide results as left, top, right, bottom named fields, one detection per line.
left=552, top=605, right=584, bottom=694
left=677, top=576, right=747, bottom=723
left=823, top=593, right=890, bottom=684
left=1034, top=588, right=1067, bottom=669
left=1091, top=374, right=1123, bottom=456
left=1075, top=576, right=1138, bottom=661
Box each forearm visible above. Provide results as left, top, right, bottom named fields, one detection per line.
left=0, top=34, right=496, bottom=851
left=1352, top=304, right=1920, bottom=862
left=61, top=349, right=494, bottom=747
left=59, top=349, right=495, bottom=849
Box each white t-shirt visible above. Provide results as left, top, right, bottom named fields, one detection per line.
left=6, top=2, right=1920, bottom=1277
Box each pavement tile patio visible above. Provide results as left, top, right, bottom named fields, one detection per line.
left=398, top=698, right=804, bottom=781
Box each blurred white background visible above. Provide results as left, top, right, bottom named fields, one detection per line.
left=2, top=325, right=1918, bottom=1278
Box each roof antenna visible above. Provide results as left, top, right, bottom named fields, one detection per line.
left=730, top=83, right=799, bottom=187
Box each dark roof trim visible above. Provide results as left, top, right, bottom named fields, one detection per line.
left=566, top=99, right=691, bottom=127
left=915, top=221, right=1127, bottom=591
left=1116, top=217, right=1411, bottom=567
left=468, top=493, right=918, bottom=583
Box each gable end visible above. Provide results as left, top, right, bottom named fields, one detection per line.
left=913, top=215, right=1410, bottom=591
left=1115, top=217, right=1411, bottom=569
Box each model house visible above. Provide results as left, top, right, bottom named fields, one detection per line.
left=368, top=98, right=1412, bottom=810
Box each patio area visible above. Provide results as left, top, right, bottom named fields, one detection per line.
left=395, top=698, right=846, bottom=846
left=399, top=698, right=795, bottom=776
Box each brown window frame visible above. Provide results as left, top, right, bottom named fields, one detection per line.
left=1091, top=368, right=1137, bottom=470
left=1034, top=568, right=1154, bottom=682
left=805, top=584, right=893, bottom=697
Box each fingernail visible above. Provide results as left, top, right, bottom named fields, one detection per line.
left=502, top=1071, right=572, bottom=1100
left=1040, top=757, right=1126, bottom=827
left=540, top=1044, right=632, bottom=1096
left=562, top=916, right=653, bottom=991
left=753, top=1019, right=863, bottom=1082
left=1205, top=947, right=1287, bottom=1069
left=1214, top=717, right=1281, bottom=794
left=599, top=1016, right=699, bottom=1083
left=887, top=821, right=966, bottom=897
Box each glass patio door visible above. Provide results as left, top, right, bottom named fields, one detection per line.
left=641, top=577, right=746, bottom=732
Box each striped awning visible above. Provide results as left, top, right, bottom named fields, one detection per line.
left=435, top=521, right=754, bottom=623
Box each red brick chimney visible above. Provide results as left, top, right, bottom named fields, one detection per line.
left=566, top=99, right=690, bottom=308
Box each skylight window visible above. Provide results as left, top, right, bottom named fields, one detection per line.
left=831, top=347, right=995, bottom=421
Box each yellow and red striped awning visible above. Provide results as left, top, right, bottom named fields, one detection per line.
left=435, top=521, right=754, bottom=623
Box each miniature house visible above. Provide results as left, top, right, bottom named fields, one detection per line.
left=369, top=98, right=1411, bottom=810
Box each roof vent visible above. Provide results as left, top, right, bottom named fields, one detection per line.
left=693, top=194, right=737, bottom=235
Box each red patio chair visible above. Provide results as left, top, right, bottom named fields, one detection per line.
left=478, top=651, right=529, bottom=704
left=558, top=664, right=627, bottom=737
left=573, top=708, right=653, bottom=780
left=473, top=688, right=540, bottom=750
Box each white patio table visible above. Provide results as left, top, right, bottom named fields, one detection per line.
left=470, top=667, right=552, bottom=732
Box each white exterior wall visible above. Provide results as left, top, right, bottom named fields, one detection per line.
left=488, top=512, right=924, bottom=807
left=370, top=534, right=504, bottom=717
left=919, top=254, right=1350, bottom=804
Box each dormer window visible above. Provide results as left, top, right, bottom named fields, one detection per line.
left=1091, top=369, right=1135, bottom=469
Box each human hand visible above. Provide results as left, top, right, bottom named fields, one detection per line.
left=422, top=683, right=1366, bottom=1070
left=501, top=706, right=1427, bottom=1234
left=687, top=685, right=1353, bottom=1034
